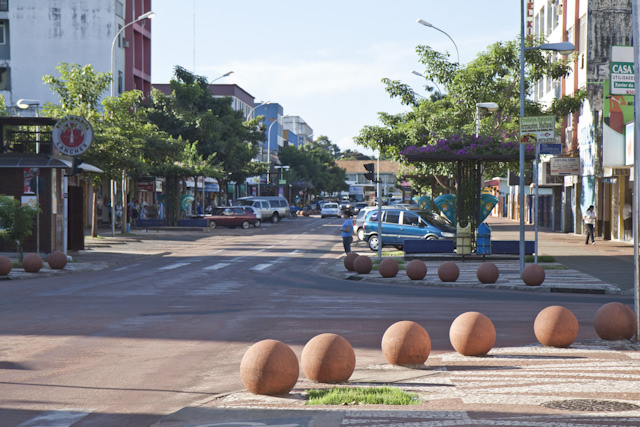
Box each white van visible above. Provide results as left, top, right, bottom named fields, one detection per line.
left=236, top=196, right=290, bottom=223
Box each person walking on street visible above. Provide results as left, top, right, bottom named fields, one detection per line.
left=341, top=213, right=354, bottom=254
left=584, top=205, right=596, bottom=245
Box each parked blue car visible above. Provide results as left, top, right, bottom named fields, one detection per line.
left=362, top=208, right=456, bottom=251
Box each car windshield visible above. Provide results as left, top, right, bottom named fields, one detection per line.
left=236, top=200, right=253, bottom=206
left=419, top=210, right=454, bottom=229
left=324, top=203, right=338, bottom=209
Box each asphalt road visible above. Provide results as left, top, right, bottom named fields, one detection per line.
left=0, top=217, right=635, bottom=425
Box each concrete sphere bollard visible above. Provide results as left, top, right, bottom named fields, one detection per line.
left=476, top=262, right=499, bottom=284
left=353, top=255, right=373, bottom=274
left=406, top=259, right=427, bottom=280
left=47, top=251, right=67, bottom=270
left=534, top=305, right=579, bottom=347
left=381, top=320, right=431, bottom=366
left=594, top=302, right=637, bottom=341
left=303, top=210, right=310, bottom=217
left=240, top=339, right=299, bottom=395
left=378, top=258, right=399, bottom=278
left=301, top=333, right=355, bottom=383
left=438, top=261, right=460, bottom=282
left=22, top=253, right=43, bottom=273
left=0, top=255, right=12, bottom=276
left=343, top=252, right=359, bottom=271
left=522, top=263, right=545, bottom=286
left=449, top=312, right=496, bottom=356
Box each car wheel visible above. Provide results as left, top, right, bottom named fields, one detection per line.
left=357, top=228, right=364, bottom=241
left=368, top=235, right=379, bottom=251
left=254, top=220, right=261, bottom=228
left=208, top=220, right=216, bottom=229
left=241, top=221, right=250, bottom=229
left=271, top=213, right=280, bottom=223
left=321, top=215, right=325, bottom=218
left=426, top=235, right=437, bottom=240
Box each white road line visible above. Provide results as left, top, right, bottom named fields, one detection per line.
left=18, top=410, right=92, bottom=427
left=158, top=262, right=191, bottom=271
left=250, top=263, right=272, bottom=271
left=290, top=250, right=301, bottom=255
left=203, top=263, right=231, bottom=271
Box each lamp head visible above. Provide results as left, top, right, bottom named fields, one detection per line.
left=137, top=11, right=156, bottom=20
left=411, top=70, right=424, bottom=77
left=476, top=102, right=499, bottom=111
left=417, top=19, right=433, bottom=28
left=532, top=41, right=575, bottom=55
left=16, top=99, right=40, bottom=109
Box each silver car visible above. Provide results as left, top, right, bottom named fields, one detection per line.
left=320, top=202, right=340, bottom=218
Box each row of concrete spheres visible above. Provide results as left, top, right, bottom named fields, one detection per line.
left=0, top=251, right=67, bottom=275
left=240, top=302, right=637, bottom=396
left=343, top=253, right=546, bottom=286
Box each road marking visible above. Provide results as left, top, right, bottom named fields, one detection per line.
left=203, top=263, right=231, bottom=271
left=158, top=262, right=191, bottom=271
left=18, top=410, right=91, bottom=426
left=114, top=262, right=141, bottom=272
left=290, top=250, right=301, bottom=255
left=250, top=263, right=272, bottom=271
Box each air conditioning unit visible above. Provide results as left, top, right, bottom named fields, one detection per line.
left=540, top=161, right=563, bottom=185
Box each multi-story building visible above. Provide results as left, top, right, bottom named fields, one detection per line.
left=531, top=0, right=633, bottom=241
left=3, top=0, right=152, bottom=112
left=282, top=115, right=313, bottom=148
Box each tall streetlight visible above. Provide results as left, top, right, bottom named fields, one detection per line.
left=475, top=102, right=498, bottom=137
left=110, top=10, right=155, bottom=236
left=266, top=118, right=279, bottom=189
left=411, top=70, right=443, bottom=95
left=416, top=19, right=460, bottom=63
left=519, top=1, right=574, bottom=272
left=17, top=99, right=41, bottom=255
left=246, top=101, right=271, bottom=121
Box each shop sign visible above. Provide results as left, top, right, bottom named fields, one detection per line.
left=550, top=157, right=580, bottom=175
left=520, top=116, right=555, bottom=144
left=52, top=115, right=93, bottom=155
left=611, top=45, right=635, bottom=95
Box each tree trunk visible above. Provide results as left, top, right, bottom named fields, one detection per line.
left=121, top=171, right=128, bottom=234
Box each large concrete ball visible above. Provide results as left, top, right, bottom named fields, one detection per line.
left=343, top=252, right=359, bottom=271
left=378, top=258, right=399, bottom=278
left=381, top=320, right=431, bottom=366
left=22, top=253, right=43, bottom=273
left=594, top=302, right=637, bottom=341
left=522, top=263, right=545, bottom=286
left=438, top=261, right=460, bottom=282
left=47, top=251, right=68, bottom=270
left=353, top=255, right=373, bottom=274
left=406, top=259, right=427, bottom=280
left=0, top=255, right=12, bottom=276
left=449, top=312, right=496, bottom=356
left=534, top=305, right=579, bottom=347
left=240, top=339, right=299, bottom=395
left=476, top=262, right=499, bottom=284
left=301, top=333, right=356, bottom=383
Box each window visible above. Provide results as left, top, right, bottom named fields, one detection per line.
left=117, top=70, right=123, bottom=94
left=403, top=212, right=420, bottom=226
left=384, top=211, right=400, bottom=224
left=0, top=22, right=5, bottom=45
left=115, top=1, right=124, bottom=18
left=0, top=0, right=7, bottom=12
left=0, top=67, right=10, bottom=90
left=117, top=24, right=122, bottom=48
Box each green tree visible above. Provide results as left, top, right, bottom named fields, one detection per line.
left=354, top=37, right=583, bottom=196
left=0, top=195, right=40, bottom=263
left=145, top=66, right=264, bottom=204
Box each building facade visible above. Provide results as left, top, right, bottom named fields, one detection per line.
left=2, top=0, right=152, bottom=110
left=531, top=0, right=633, bottom=241
left=282, top=116, right=313, bottom=148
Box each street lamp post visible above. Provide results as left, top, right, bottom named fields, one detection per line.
left=475, top=102, right=498, bottom=137
left=265, top=118, right=279, bottom=193
left=416, top=19, right=460, bottom=63
left=519, top=1, right=574, bottom=272
left=210, top=71, right=234, bottom=83
left=16, top=99, right=41, bottom=255
left=110, top=10, right=155, bottom=236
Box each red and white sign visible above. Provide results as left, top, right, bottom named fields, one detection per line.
left=52, top=116, right=93, bottom=156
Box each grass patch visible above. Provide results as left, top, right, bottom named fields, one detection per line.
left=306, top=386, right=420, bottom=406
left=525, top=255, right=555, bottom=263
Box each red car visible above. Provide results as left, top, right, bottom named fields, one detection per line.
left=203, top=207, right=259, bottom=229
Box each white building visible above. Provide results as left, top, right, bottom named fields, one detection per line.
left=3, top=0, right=152, bottom=112
left=282, top=115, right=313, bottom=147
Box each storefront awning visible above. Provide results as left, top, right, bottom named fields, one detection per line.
left=0, top=155, right=102, bottom=173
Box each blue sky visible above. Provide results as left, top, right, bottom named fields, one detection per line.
left=151, top=1, right=520, bottom=156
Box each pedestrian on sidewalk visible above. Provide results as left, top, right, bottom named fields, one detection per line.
left=341, top=213, right=354, bottom=254
left=584, top=205, right=596, bottom=245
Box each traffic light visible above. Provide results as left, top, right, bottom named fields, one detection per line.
left=364, top=162, right=376, bottom=182
left=70, top=157, right=82, bottom=176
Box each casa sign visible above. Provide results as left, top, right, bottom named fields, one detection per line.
left=611, top=45, right=634, bottom=95
left=52, top=115, right=93, bottom=156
